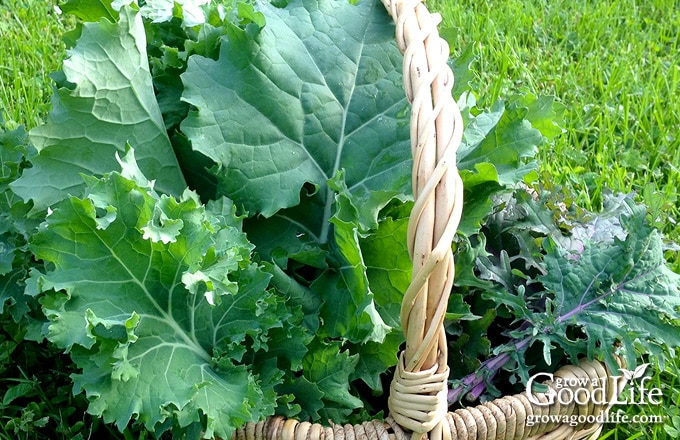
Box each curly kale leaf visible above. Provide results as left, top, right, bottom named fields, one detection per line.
left=30, top=149, right=295, bottom=438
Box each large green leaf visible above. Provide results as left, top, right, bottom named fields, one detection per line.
left=181, top=0, right=410, bottom=229
left=453, top=92, right=564, bottom=236
left=458, top=93, right=542, bottom=182
left=181, top=0, right=410, bottom=348
left=59, top=0, right=118, bottom=22
left=30, top=150, right=288, bottom=438
left=360, top=215, right=411, bottom=329
left=310, top=171, right=390, bottom=342
left=11, top=7, right=186, bottom=211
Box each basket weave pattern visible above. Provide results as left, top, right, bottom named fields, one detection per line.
left=232, top=361, right=625, bottom=440
left=231, top=1, right=625, bottom=439
left=233, top=356, right=624, bottom=440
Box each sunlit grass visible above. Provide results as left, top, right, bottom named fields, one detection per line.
left=431, top=0, right=679, bottom=272
left=0, top=0, right=68, bottom=129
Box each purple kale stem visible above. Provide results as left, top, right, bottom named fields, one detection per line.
left=447, top=337, right=531, bottom=405
left=557, top=261, right=662, bottom=324
left=446, top=384, right=465, bottom=403
left=468, top=379, right=490, bottom=401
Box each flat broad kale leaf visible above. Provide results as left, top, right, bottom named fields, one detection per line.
left=29, top=150, right=293, bottom=438
left=11, top=7, right=186, bottom=211
left=181, top=0, right=412, bottom=346
left=181, top=0, right=410, bottom=228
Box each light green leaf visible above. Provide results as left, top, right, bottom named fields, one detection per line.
left=349, top=331, right=402, bottom=393
left=0, top=236, right=15, bottom=277
left=237, top=2, right=266, bottom=28
left=458, top=163, right=503, bottom=236
left=132, top=0, right=210, bottom=27
left=59, top=0, right=118, bottom=22
left=30, top=153, right=289, bottom=438
left=11, top=7, right=186, bottom=211
left=445, top=294, right=478, bottom=321
left=315, top=171, right=390, bottom=343
left=302, top=340, right=363, bottom=421
left=140, top=198, right=185, bottom=244
left=507, top=93, right=565, bottom=141
left=458, top=93, right=543, bottom=186
left=276, top=375, right=324, bottom=421
left=453, top=92, right=560, bottom=236
left=361, top=216, right=411, bottom=329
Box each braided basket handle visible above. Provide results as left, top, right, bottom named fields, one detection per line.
left=380, top=0, right=463, bottom=438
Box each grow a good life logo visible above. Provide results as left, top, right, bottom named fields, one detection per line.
left=526, top=363, right=663, bottom=406
left=524, top=363, right=666, bottom=428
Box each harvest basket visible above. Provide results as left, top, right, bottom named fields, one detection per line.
left=231, top=1, right=627, bottom=440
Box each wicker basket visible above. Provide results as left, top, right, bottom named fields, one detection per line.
left=232, top=1, right=626, bottom=439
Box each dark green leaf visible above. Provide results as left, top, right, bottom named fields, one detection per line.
left=181, top=0, right=410, bottom=228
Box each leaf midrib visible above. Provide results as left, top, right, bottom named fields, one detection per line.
left=84, top=212, right=212, bottom=363
left=276, top=2, right=375, bottom=243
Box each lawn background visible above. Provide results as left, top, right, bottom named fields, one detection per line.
left=1, top=0, right=679, bottom=438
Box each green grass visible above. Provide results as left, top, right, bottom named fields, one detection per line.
left=430, top=0, right=680, bottom=438
left=432, top=0, right=680, bottom=272
left=0, top=0, right=68, bottom=129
